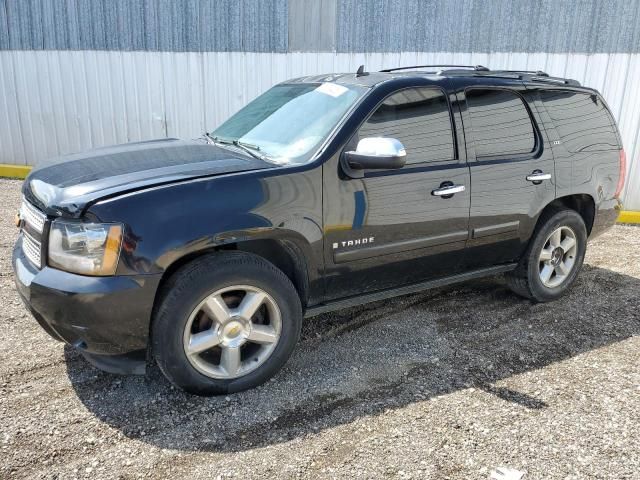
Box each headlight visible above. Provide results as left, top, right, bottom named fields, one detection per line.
left=48, top=221, right=123, bottom=276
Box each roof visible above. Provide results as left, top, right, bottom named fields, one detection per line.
left=286, top=72, right=395, bottom=88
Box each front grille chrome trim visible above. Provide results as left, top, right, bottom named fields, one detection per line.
left=22, top=230, right=42, bottom=268
left=20, top=198, right=46, bottom=234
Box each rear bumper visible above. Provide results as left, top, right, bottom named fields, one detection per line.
left=590, top=199, right=622, bottom=239
left=13, top=237, right=162, bottom=373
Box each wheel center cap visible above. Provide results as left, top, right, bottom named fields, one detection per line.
left=550, top=247, right=564, bottom=266
left=221, top=317, right=249, bottom=347
left=227, top=323, right=242, bottom=337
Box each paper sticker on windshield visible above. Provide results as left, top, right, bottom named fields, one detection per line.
left=316, top=82, right=348, bottom=98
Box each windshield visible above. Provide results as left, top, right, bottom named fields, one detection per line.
left=212, top=82, right=366, bottom=165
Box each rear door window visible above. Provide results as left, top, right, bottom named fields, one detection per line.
left=539, top=90, right=619, bottom=152
left=465, top=89, right=536, bottom=158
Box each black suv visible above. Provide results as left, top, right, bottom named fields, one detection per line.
left=14, top=65, right=625, bottom=395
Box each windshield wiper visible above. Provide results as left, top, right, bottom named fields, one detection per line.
left=206, top=134, right=271, bottom=163
left=203, top=132, right=216, bottom=145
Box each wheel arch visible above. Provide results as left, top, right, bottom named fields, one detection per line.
left=152, top=233, right=313, bottom=320
left=537, top=193, right=596, bottom=235
left=516, top=193, right=595, bottom=264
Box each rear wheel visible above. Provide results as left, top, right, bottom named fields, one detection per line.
left=152, top=252, right=302, bottom=395
left=506, top=209, right=587, bottom=302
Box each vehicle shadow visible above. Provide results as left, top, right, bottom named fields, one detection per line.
left=65, top=264, right=640, bottom=453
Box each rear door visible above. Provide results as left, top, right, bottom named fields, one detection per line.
left=458, top=86, right=556, bottom=268
left=322, top=85, right=471, bottom=300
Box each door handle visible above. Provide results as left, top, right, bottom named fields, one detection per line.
left=526, top=170, right=552, bottom=184
left=432, top=184, right=466, bottom=197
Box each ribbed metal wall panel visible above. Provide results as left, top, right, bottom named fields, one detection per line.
left=0, top=0, right=288, bottom=52
left=0, top=50, right=638, bottom=208
left=5, top=0, right=640, bottom=55
left=288, top=0, right=337, bottom=52
left=336, top=0, right=640, bottom=54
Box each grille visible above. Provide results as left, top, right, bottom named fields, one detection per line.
left=20, top=198, right=46, bottom=233
left=22, top=230, right=42, bottom=267
left=20, top=199, right=46, bottom=268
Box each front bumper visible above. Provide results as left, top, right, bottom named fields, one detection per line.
left=13, top=237, right=162, bottom=374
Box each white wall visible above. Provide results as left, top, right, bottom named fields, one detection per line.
left=0, top=50, right=638, bottom=209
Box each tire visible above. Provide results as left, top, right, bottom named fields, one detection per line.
left=152, top=252, right=302, bottom=396
left=506, top=208, right=587, bottom=302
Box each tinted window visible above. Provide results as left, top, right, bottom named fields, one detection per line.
left=466, top=89, right=536, bottom=158
left=540, top=90, right=618, bottom=153
left=358, top=88, right=454, bottom=164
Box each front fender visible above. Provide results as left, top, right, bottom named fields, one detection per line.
left=86, top=167, right=325, bottom=287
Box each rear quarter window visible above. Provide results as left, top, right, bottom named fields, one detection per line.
left=539, top=90, right=619, bottom=153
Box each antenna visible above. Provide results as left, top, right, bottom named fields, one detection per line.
left=356, top=65, right=369, bottom=77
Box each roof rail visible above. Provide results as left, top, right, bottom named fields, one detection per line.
left=532, top=76, right=581, bottom=86
left=379, top=65, right=581, bottom=86
left=380, top=64, right=490, bottom=73
left=488, top=69, right=549, bottom=77
left=474, top=71, right=580, bottom=87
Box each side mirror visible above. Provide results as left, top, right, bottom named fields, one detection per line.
left=343, top=137, right=407, bottom=172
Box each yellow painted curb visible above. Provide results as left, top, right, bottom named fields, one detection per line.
left=0, top=164, right=31, bottom=179
left=618, top=211, right=640, bottom=224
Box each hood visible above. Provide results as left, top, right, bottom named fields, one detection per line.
left=23, top=138, right=274, bottom=217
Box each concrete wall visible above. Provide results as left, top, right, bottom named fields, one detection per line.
left=0, top=0, right=638, bottom=208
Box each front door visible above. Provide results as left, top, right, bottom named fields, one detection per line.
left=322, top=85, right=471, bottom=301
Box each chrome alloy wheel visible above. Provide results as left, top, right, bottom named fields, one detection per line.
left=183, top=285, right=282, bottom=379
left=538, top=226, right=578, bottom=288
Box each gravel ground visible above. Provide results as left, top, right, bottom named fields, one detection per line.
left=1, top=177, right=639, bottom=479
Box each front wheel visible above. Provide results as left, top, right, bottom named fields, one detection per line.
left=152, top=252, right=302, bottom=395
left=506, top=209, right=587, bottom=302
